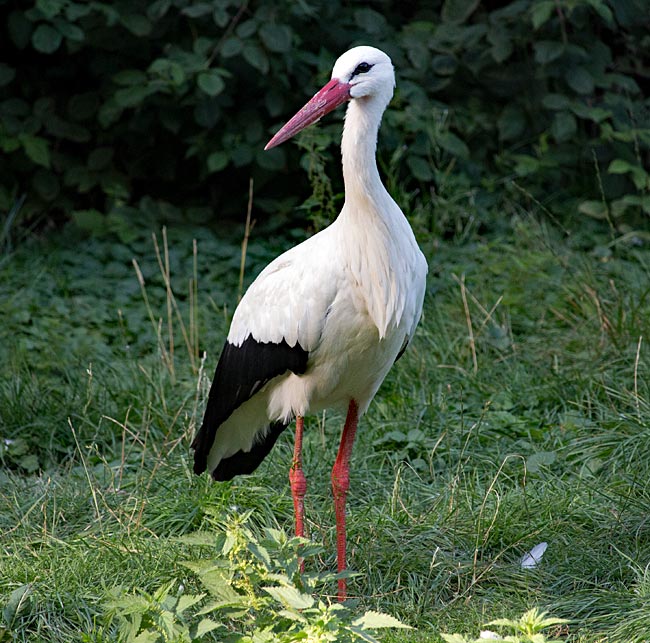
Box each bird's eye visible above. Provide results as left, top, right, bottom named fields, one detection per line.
left=351, top=62, right=373, bottom=78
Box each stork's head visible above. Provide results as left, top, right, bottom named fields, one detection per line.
left=265, top=46, right=394, bottom=150
left=332, top=46, right=395, bottom=100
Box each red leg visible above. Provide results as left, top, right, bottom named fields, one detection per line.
left=289, top=416, right=307, bottom=542
left=331, top=399, right=359, bottom=601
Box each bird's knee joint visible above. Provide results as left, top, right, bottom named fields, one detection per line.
left=290, top=467, right=307, bottom=497
left=331, top=468, right=350, bottom=496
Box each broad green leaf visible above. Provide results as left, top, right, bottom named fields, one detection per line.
left=71, top=209, right=106, bottom=233
left=497, top=105, right=525, bottom=141
left=565, top=67, right=594, bottom=94
left=569, top=103, right=610, bottom=122
left=64, top=165, right=95, bottom=191
left=191, top=618, right=223, bottom=638
left=432, top=54, right=458, bottom=76
left=213, top=6, right=229, bottom=27
left=438, top=131, right=469, bottom=159
left=534, top=40, right=564, bottom=64
left=407, top=155, right=434, bottom=182
left=489, top=608, right=568, bottom=630
left=488, top=27, right=512, bottom=63
left=221, top=36, right=243, bottom=57
left=8, top=11, right=33, bottom=48
left=206, top=152, right=228, bottom=172
left=352, top=610, right=412, bottom=629
left=236, top=19, right=258, bottom=39
left=259, top=23, right=292, bottom=53
left=147, top=0, right=171, bottom=20
left=32, top=24, right=62, bottom=53
left=54, top=17, right=84, bottom=42
left=347, top=626, right=380, bottom=643
left=113, top=69, right=148, bottom=86
left=588, top=0, right=614, bottom=26
left=578, top=200, right=608, bottom=219
left=612, top=0, right=645, bottom=27
left=607, top=159, right=650, bottom=191
left=440, top=634, right=472, bottom=643
left=193, top=36, right=214, bottom=57
left=263, top=586, right=314, bottom=609
left=21, top=135, right=50, bottom=168
left=32, top=169, right=60, bottom=200
left=354, top=8, right=387, bottom=33
left=0, top=135, right=21, bottom=153
left=256, top=147, right=285, bottom=171
left=88, top=147, right=114, bottom=171
left=149, top=58, right=185, bottom=85
left=181, top=3, right=212, bottom=18
left=542, top=93, right=570, bottom=110
left=120, top=13, right=152, bottom=36
left=231, top=144, right=253, bottom=167
left=276, top=608, right=307, bottom=624
left=114, top=86, right=154, bottom=108
left=608, top=159, right=634, bottom=174
left=176, top=593, right=206, bottom=614
left=37, top=0, right=65, bottom=19
left=65, top=3, right=93, bottom=20
left=526, top=450, right=557, bottom=472
left=441, top=0, right=480, bottom=24
left=0, top=63, right=16, bottom=87
left=98, top=99, right=122, bottom=128
left=243, top=43, right=269, bottom=74
left=551, top=111, right=576, bottom=142
left=247, top=541, right=271, bottom=566
left=615, top=194, right=650, bottom=214
left=101, top=174, right=129, bottom=201
left=198, top=70, right=225, bottom=96
left=512, top=154, right=540, bottom=176
left=631, top=168, right=650, bottom=190
left=2, top=585, right=31, bottom=626
left=196, top=568, right=241, bottom=602
left=265, top=88, right=284, bottom=116
left=19, top=454, right=39, bottom=472
left=530, top=1, right=554, bottom=29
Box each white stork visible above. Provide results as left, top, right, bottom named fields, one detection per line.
left=192, top=45, right=427, bottom=600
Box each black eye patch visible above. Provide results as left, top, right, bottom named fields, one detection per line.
left=350, top=62, right=373, bottom=78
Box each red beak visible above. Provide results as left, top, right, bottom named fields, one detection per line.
left=264, top=78, right=351, bottom=150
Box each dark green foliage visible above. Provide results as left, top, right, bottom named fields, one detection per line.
left=0, top=220, right=289, bottom=473
left=1, top=0, right=648, bottom=228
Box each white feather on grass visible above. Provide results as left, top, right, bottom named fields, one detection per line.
left=520, top=541, right=548, bottom=569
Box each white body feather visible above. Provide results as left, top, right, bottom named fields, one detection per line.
left=206, top=47, right=428, bottom=471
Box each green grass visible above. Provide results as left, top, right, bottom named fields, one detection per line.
left=1, top=204, right=649, bottom=642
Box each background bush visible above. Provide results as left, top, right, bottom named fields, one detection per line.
left=1, top=0, right=649, bottom=230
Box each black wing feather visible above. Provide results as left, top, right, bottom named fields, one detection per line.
left=192, top=335, right=309, bottom=476
left=394, top=335, right=410, bottom=364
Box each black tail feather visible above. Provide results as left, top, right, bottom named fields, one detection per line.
left=212, top=422, right=288, bottom=481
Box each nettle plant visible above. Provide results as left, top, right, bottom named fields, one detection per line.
left=441, top=608, right=569, bottom=643
left=101, top=510, right=411, bottom=643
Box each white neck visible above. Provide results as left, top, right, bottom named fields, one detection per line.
left=340, top=96, right=390, bottom=210
left=336, top=93, right=415, bottom=338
